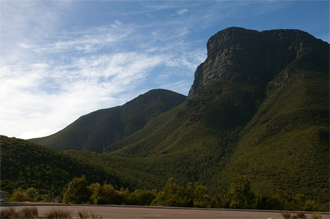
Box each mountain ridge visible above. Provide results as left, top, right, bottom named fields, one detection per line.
left=29, top=89, right=186, bottom=153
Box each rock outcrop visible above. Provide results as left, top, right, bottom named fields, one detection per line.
left=187, top=27, right=328, bottom=104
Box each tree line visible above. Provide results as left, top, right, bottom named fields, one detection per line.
left=6, top=174, right=322, bottom=211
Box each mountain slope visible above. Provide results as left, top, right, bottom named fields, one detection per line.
left=1, top=135, right=180, bottom=196
left=217, top=58, right=329, bottom=203
left=29, top=89, right=186, bottom=153
left=0, top=135, right=124, bottom=196
left=105, top=27, right=329, bottom=203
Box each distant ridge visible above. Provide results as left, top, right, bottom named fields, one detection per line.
left=29, top=89, right=186, bottom=153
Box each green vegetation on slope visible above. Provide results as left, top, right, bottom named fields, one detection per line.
left=0, top=136, right=125, bottom=197
left=104, top=75, right=268, bottom=194
left=101, top=50, right=329, bottom=205
left=29, top=89, right=186, bottom=153
left=217, top=65, right=329, bottom=206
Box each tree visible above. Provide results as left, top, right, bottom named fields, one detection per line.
left=116, top=187, right=130, bottom=205
left=254, top=193, right=282, bottom=210
left=152, top=178, right=185, bottom=207
left=100, top=184, right=117, bottom=204
left=229, top=174, right=255, bottom=209
left=10, top=188, right=25, bottom=202
left=88, top=182, right=102, bottom=204
left=192, top=182, right=209, bottom=207
left=131, top=189, right=156, bottom=206
left=303, top=200, right=318, bottom=211
left=88, top=182, right=129, bottom=205
left=25, top=187, right=37, bottom=201
left=210, top=188, right=232, bottom=208
left=151, top=178, right=209, bottom=207
left=255, top=194, right=269, bottom=210
left=63, top=175, right=91, bottom=204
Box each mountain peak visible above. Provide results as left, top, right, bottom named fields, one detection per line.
left=124, top=89, right=186, bottom=107
left=188, top=27, right=328, bottom=103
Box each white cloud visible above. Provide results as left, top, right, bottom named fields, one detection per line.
left=111, top=20, right=123, bottom=28
left=177, top=9, right=188, bottom=15
left=0, top=1, right=67, bottom=63
left=25, top=25, right=132, bottom=55
left=0, top=49, right=168, bottom=139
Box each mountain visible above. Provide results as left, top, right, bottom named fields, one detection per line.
left=105, top=27, right=329, bottom=203
left=198, top=27, right=329, bottom=202
left=29, top=89, right=186, bottom=153
left=21, top=27, right=329, bottom=205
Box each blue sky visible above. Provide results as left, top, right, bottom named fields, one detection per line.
left=1, top=0, right=329, bottom=139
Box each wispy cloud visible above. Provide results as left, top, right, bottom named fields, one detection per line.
left=17, top=24, right=132, bottom=56
left=177, top=9, right=188, bottom=15
left=1, top=51, right=167, bottom=138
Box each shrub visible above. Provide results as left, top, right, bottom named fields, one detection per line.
left=43, top=208, right=72, bottom=219
left=281, top=211, right=292, bottom=219
left=20, top=207, right=38, bottom=218
left=77, top=210, right=102, bottom=219
left=295, top=212, right=306, bottom=218
left=0, top=207, right=20, bottom=219
left=311, top=213, right=323, bottom=219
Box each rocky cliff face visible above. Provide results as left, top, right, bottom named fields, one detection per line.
left=188, top=27, right=328, bottom=103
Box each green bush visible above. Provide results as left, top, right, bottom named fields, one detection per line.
left=63, top=175, right=91, bottom=204
left=9, top=188, right=25, bottom=202
left=128, top=189, right=156, bottom=206
left=229, top=174, right=255, bottom=209
left=210, top=191, right=231, bottom=208
left=25, top=187, right=37, bottom=202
